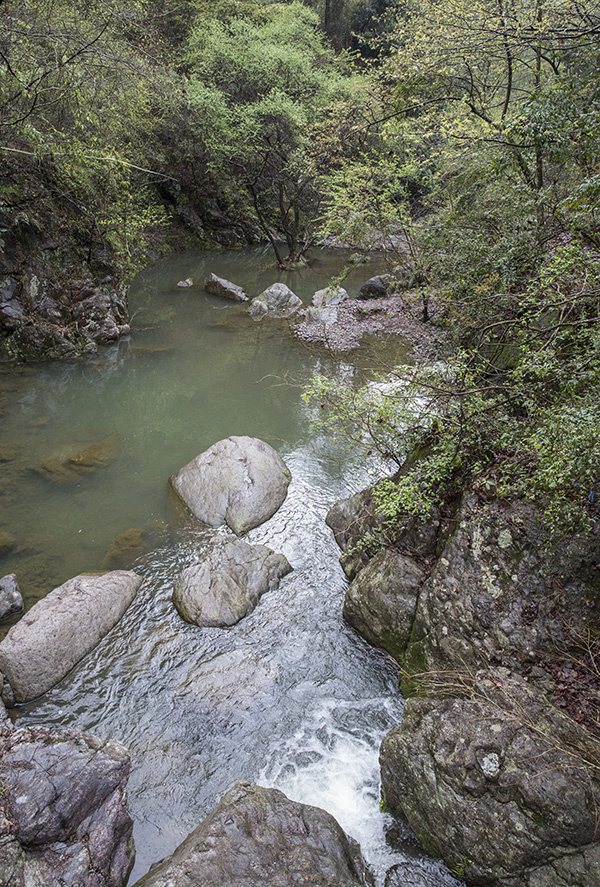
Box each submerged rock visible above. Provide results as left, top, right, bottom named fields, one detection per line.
left=34, top=433, right=122, bottom=484
left=169, top=436, right=291, bottom=535
left=204, top=272, right=248, bottom=302
left=0, top=530, right=16, bottom=556
left=380, top=670, right=600, bottom=887
left=0, top=574, right=23, bottom=623
left=0, top=569, right=142, bottom=702
left=0, top=724, right=134, bottom=887
left=133, top=781, right=374, bottom=887
left=173, top=538, right=292, bottom=626
left=247, top=282, right=302, bottom=318
left=101, top=527, right=152, bottom=570
left=343, top=548, right=424, bottom=662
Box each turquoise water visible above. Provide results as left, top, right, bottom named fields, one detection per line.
left=0, top=247, right=459, bottom=887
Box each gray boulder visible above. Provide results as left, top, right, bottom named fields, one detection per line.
left=312, top=285, right=350, bottom=308
left=0, top=570, right=142, bottom=703
left=133, top=781, right=373, bottom=887
left=0, top=724, right=134, bottom=887
left=173, top=538, right=292, bottom=626
left=380, top=670, right=600, bottom=887
left=357, top=274, right=390, bottom=300
left=247, top=283, right=302, bottom=318
left=169, top=436, right=291, bottom=535
left=0, top=574, right=23, bottom=623
left=204, top=273, right=248, bottom=302
left=343, top=549, right=424, bottom=662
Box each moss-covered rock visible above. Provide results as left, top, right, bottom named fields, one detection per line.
left=380, top=669, right=600, bottom=887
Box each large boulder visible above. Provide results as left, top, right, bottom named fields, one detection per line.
left=380, top=670, right=600, bottom=887
left=0, top=570, right=142, bottom=703
left=133, top=781, right=374, bottom=887
left=403, top=494, right=600, bottom=678
left=0, top=574, right=23, bottom=623
left=173, top=538, right=292, bottom=626
left=357, top=275, right=390, bottom=300
left=247, top=283, right=302, bottom=318
left=169, top=436, right=291, bottom=535
left=326, top=483, right=441, bottom=580
left=0, top=724, right=134, bottom=887
left=343, top=548, right=424, bottom=662
left=204, top=273, right=248, bottom=302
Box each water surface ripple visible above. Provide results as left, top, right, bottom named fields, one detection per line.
left=2, top=248, right=458, bottom=886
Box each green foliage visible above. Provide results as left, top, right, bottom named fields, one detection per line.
left=185, top=1, right=354, bottom=266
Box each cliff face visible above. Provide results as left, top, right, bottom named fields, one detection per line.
left=0, top=152, right=132, bottom=361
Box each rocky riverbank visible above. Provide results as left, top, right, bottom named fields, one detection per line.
left=327, top=474, right=600, bottom=886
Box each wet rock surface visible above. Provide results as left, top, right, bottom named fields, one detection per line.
left=379, top=670, right=600, bottom=887
left=133, top=781, right=374, bottom=887
left=0, top=570, right=142, bottom=702
left=0, top=724, right=134, bottom=887
left=169, top=436, right=291, bottom=535
left=173, top=537, right=292, bottom=626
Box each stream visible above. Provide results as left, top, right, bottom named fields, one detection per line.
left=0, top=247, right=459, bottom=886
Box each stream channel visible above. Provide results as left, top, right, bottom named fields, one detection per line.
left=0, top=247, right=459, bottom=886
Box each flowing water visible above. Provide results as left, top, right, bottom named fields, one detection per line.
left=0, top=247, right=459, bottom=886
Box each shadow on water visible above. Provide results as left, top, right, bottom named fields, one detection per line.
left=1, top=247, right=459, bottom=886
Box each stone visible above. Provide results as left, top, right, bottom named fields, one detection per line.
left=304, top=305, right=338, bottom=325
left=169, top=436, right=291, bottom=535
left=0, top=574, right=23, bottom=623
left=0, top=530, right=16, bottom=556
left=403, top=494, right=600, bottom=679
left=204, top=273, right=248, bottom=302
left=177, top=278, right=193, bottom=287
left=358, top=274, right=390, bottom=300
left=173, top=538, right=292, bottom=626
left=343, top=548, right=424, bottom=662
left=326, top=482, right=440, bottom=580
left=379, top=670, right=600, bottom=887
left=133, top=781, right=374, bottom=887
left=72, top=287, right=128, bottom=344
left=0, top=570, right=142, bottom=703
left=0, top=724, right=134, bottom=887
left=312, top=285, right=350, bottom=308
left=247, top=283, right=302, bottom=318
left=101, top=527, right=151, bottom=570
left=34, top=433, right=122, bottom=484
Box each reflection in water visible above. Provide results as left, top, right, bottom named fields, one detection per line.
left=1, top=248, right=457, bottom=886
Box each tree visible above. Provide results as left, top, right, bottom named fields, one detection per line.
left=185, top=1, right=354, bottom=267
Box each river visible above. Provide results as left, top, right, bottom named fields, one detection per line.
left=0, top=247, right=459, bottom=886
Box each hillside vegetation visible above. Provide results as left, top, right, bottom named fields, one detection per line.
left=1, top=0, right=600, bottom=534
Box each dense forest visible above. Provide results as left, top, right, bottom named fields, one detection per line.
left=3, top=0, right=598, bottom=533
